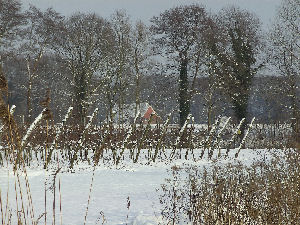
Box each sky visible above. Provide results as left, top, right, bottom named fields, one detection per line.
left=20, top=0, right=282, bottom=28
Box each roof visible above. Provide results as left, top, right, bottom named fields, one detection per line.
left=112, top=102, right=159, bottom=123
left=143, top=106, right=156, bottom=119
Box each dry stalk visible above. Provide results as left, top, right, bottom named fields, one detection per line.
left=83, top=166, right=96, bottom=225
left=52, top=167, right=61, bottom=225
left=3, top=170, right=10, bottom=225
left=14, top=181, right=20, bottom=224
left=59, top=177, right=62, bottom=225
left=0, top=65, right=39, bottom=224
left=0, top=66, right=37, bottom=225
left=16, top=172, right=28, bottom=224
left=0, top=190, right=3, bottom=225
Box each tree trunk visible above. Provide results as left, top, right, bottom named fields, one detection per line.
left=179, top=58, right=190, bottom=127
left=74, top=72, right=87, bottom=127
left=26, top=70, right=33, bottom=124
left=290, top=75, right=299, bottom=137
left=134, top=53, right=141, bottom=119
left=232, top=93, right=249, bottom=136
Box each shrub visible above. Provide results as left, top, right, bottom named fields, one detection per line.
left=160, top=149, right=300, bottom=224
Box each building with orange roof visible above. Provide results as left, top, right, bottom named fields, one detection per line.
left=142, top=106, right=161, bottom=124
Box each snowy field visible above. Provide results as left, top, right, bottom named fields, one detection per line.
left=0, top=148, right=282, bottom=225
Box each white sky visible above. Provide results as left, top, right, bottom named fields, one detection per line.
left=20, top=0, right=282, bottom=28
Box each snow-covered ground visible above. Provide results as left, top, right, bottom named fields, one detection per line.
left=0, top=148, right=281, bottom=225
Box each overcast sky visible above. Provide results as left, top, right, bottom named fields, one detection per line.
left=20, top=0, right=282, bottom=28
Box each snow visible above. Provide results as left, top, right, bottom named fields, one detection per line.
left=0, top=148, right=281, bottom=225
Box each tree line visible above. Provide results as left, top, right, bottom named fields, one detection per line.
left=0, top=0, right=299, bottom=135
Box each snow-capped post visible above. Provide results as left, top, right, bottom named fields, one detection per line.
left=175, top=114, right=192, bottom=147
left=16, top=108, right=46, bottom=170
left=212, top=116, right=231, bottom=158
left=116, top=110, right=140, bottom=165
left=153, top=113, right=172, bottom=162
left=0, top=105, right=16, bottom=149
left=10, top=105, right=16, bottom=114
left=21, top=108, right=47, bottom=148
left=45, top=107, right=73, bottom=168
left=171, top=114, right=192, bottom=159
left=134, top=112, right=155, bottom=163
left=200, top=117, right=221, bottom=159
left=208, top=116, right=230, bottom=159
left=53, top=106, right=73, bottom=147
left=185, top=116, right=195, bottom=160
left=0, top=105, right=16, bottom=133
left=235, top=117, right=256, bottom=158
left=70, top=108, right=98, bottom=169
left=79, top=108, right=99, bottom=147
left=225, top=118, right=245, bottom=157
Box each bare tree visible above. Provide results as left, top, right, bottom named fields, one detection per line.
left=0, top=0, right=24, bottom=57
left=202, top=58, right=226, bottom=132
left=151, top=4, right=209, bottom=127
left=208, top=6, right=263, bottom=133
left=52, top=13, right=112, bottom=125
left=111, top=11, right=132, bottom=126
left=132, top=21, right=150, bottom=118
left=98, top=11, right=130, bottom=126
left=20, top=6, right=63, bottom=122
left=268, top=0, right=300, bottom=136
